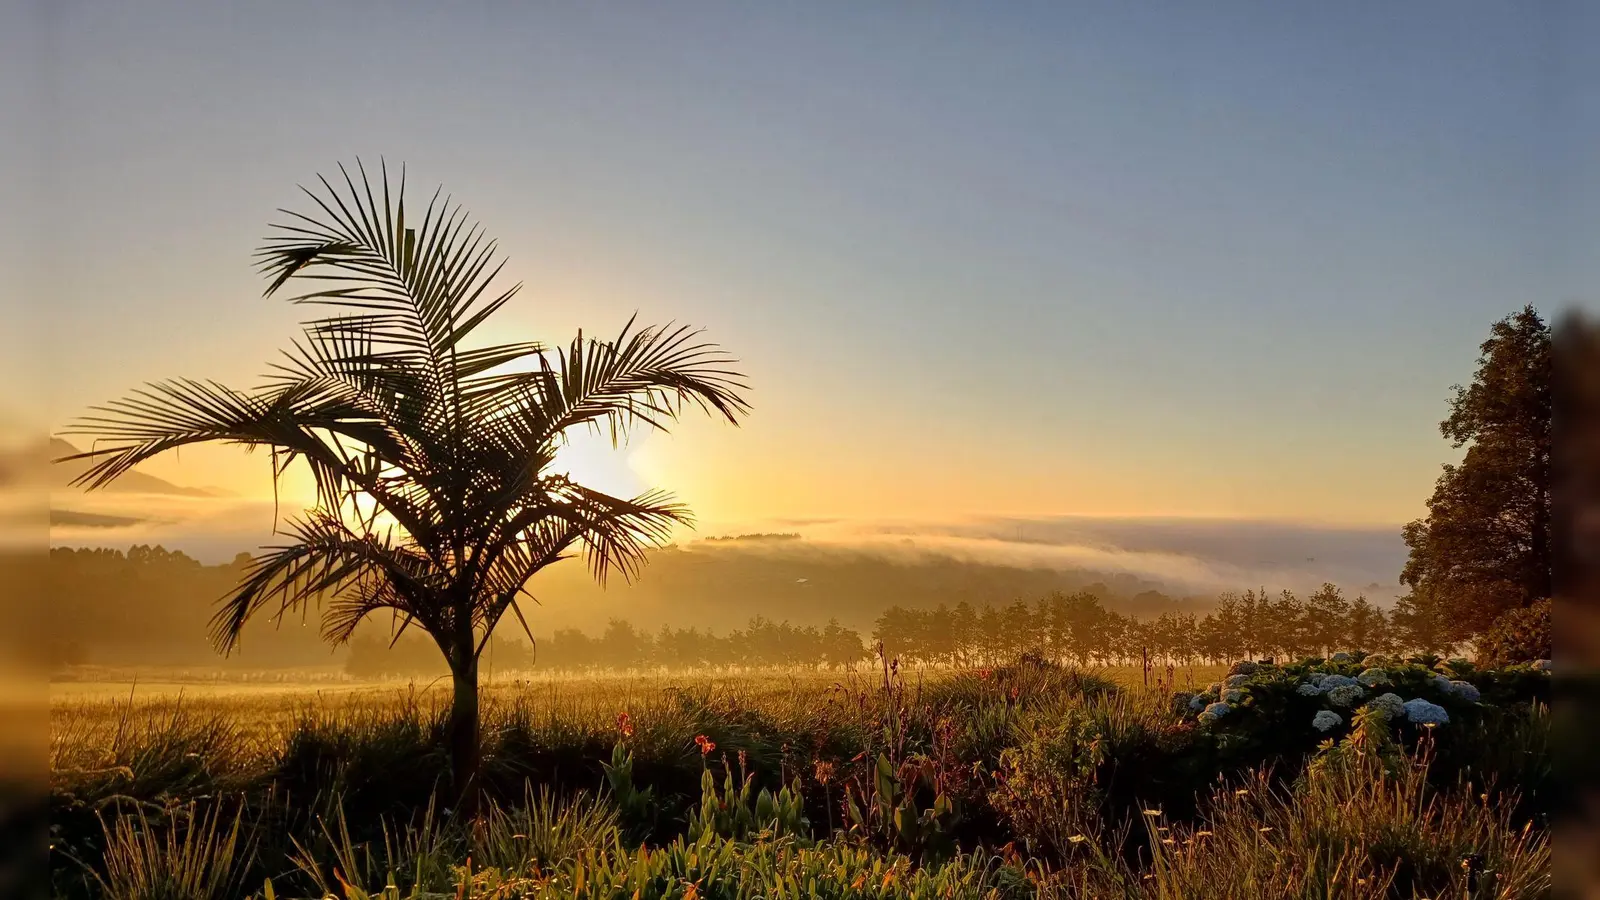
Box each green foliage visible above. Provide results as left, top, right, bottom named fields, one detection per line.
left=1476, top=598, right=1552, bottom=667
left=600, top=741, right=658, bottom=841
left=93, top=803, right=251, bottom=900
left=988, top=709, right=1109, bottom=859
left=841, top=752, right=963, bottom=862
left=688, top=759, right=810, bottom=843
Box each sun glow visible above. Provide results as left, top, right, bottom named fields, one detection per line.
left=551, top=429, right=650, bottom=501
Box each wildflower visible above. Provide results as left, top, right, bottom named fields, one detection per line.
left=1068, top=834, right=1088, bottom=844
left=616, top=712, right=635, bottom=738
left=1402, top=698, right=1450, bottom=726
left=1224, top=674, right=1251, bottom=689
left=814, top=760, right=835, bottom=785
left=1356, top=668, right=1390, bottom=688
left=1222, top=689, right=1245, bottom=704
left=1312, top=710, right=1342, bottom=732
left=1367, top=693, right=1405, bottom=719
left=1330, top=651, right=1354, bottom=663
left=1446, top=680, right=1481, bottom=703
left=1297, top=682, right=1326, bottom=696
left=694, top=734, right=717, bottom=756
left=1325, top=684, right=1366, bottom=707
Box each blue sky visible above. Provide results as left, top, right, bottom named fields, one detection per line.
left=9, top=2, right=1595, bottom=536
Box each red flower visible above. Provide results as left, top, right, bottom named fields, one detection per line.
left=616, top=712, right=635, bottom=738
left=695, top=734, right=717, bottom=756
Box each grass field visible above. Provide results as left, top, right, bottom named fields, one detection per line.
left=48, top=658, right=1552, bottom=899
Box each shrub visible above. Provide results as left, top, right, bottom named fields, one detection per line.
left=1477, top=599, right=1552, bottom=667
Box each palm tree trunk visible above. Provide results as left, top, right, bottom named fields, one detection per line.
left=448, top=651, right=480, bottom=816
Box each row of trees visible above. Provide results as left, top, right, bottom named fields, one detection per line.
left=346, top=582, right=1463, bottom=677
left=872, top=584, right=1454, bottom=668
left=347, top=615, right=873, bottom=676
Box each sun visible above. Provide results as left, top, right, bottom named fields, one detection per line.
left=551, top=429, right=649, bottom=500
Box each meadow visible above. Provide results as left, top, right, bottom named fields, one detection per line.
left=49, top=655, right=1553, bottom=899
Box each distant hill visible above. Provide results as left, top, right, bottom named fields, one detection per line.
left=48, top=438, right=217, bottom=497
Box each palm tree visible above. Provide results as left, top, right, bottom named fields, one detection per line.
left=59, top=161, right=750, bottom=807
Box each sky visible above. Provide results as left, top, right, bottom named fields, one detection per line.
left=6, top=2, right=1597, bottom=558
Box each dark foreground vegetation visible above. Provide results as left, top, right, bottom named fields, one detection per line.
left=51, top=652, right=1553, bottom=899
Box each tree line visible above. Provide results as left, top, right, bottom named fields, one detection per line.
left=346, top=581, right=1466, bottom=677
left=872, top=584, right=1453, bottom=668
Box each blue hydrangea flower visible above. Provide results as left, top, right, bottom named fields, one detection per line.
left=1199, top=701, right=1232, bottom=723
left=1403, top=698, right=1450, bottom=726
left=1306, top=672, right=1329, bottom=686
left=1312, top=710, right=1342, bottom=732
left=1326, top=684, right=1366, bottom=707
left=1356, top=668, right=1390, bottom=687
left=1446, top=680, right=1480, bottom=703
left=1320, top=674, right=1358, bottom=691
left=1224, top=673, right=1251, bottom=688
left=1297, top=682, right=1325, bottom=696
left=1368, top=693, right=1405, bottom=718
left=1189, top=692, right=1215, bottom=711
left=1222, top=689, right=1244, bottom=704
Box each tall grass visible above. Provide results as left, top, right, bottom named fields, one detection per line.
left=50, top=665, right=1551, bottom=900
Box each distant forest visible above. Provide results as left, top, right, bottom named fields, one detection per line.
left=46, top=544, right=1445, bottom=676
left=349, top=582, right=1448, bottom=678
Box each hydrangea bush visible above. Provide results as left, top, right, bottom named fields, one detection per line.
left=1171, top=653, right=1550, bottom=769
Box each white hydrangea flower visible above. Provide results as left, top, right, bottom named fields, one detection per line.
left=1356, top=668, right=1390, bottom=687
left=1326, top=684, right=1366, bottom=707
left=1446, top=680, right=1480, bottom=703
left=1329, top=652, right=1354, bottom=663
left=1222, top=689, right=1244, bottom=704
left=1297, top=682, right=1326, bottom=696
left=1225, top=674, right=1251, bottom=689
left=1312, top=710, right=1342, bottom=732
left=1368, top=693, right=1405, bottom=718
left=1403, top=698, right=1450, bottom=726
left=1201, top=701, right=1232, bottom=721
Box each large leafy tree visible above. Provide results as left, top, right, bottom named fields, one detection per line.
left=1401, top=306, right=1551, bottom=638
left=60, top=162, right=750, bottom=807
